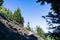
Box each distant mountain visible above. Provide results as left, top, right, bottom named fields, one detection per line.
left=0, top=13, right=44, bottom=40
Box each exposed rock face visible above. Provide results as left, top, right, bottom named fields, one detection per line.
left=0, top=13, right=44, bottom=40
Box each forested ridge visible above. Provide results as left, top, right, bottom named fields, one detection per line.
left=0, top=0, right=59, bottom=40
left=0, top=0, right=46, bottom=40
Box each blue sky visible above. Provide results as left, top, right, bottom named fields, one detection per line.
left=3, top=0, right=51, bottom=33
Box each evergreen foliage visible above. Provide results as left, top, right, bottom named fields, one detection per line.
left=13, top=7, right=24, bottom=25
left=26, top=22, right=46, bottom=40
left=0, top=7, right=24, bottom=26
left=37, top=0, right=60, bottom=40
left=7, top=10, right=13, bottom=18
left=0, top=0, right=3, bottom=6
left=26, top=22, right=32, bottom=31
left=36, top=26, right=46, bottom=39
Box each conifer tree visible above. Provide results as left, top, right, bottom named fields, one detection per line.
left=13, top=7, right=24, bottom=25
left=36, top=26, right=45, bottom=39
left=26, top=22, right=31, bottom=31
left=0, top=0, right=3, bottom=6
left=37, top=0, right=60, bottom=40
left=8, top=11, right=13, bottom=18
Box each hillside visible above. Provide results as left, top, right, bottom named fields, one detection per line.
left=0, top=13, right=44, bottom=40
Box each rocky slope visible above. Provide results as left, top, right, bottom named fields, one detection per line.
left=0, top=13, right=44, bottom=40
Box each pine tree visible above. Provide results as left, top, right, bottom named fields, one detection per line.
left=37, top=0, right=60, bottom=40
left=7, top=10, right=13, bottom=18
left=0, top=0, right=3, bottom=6
left=26, top=22, right=31, bottom=31
left=36, top=26, right=45, bottom=39
left=13, top=7, right=24, bottom=25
